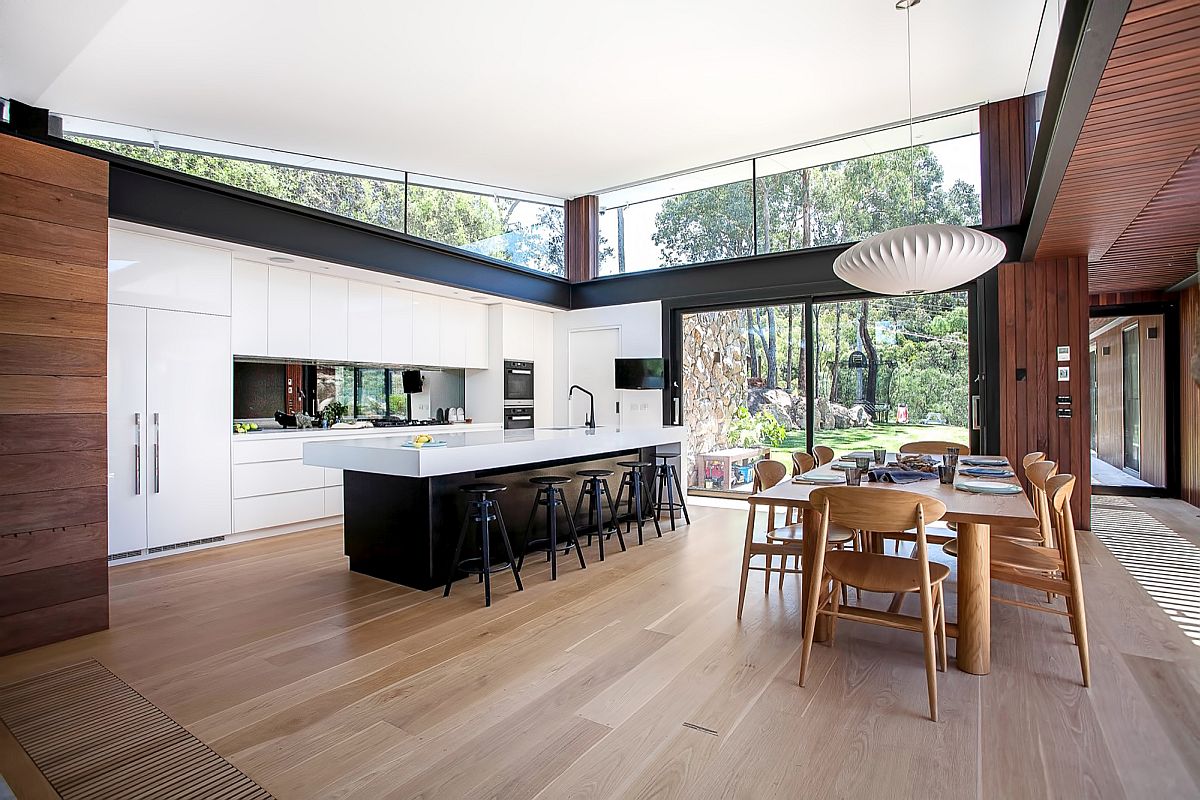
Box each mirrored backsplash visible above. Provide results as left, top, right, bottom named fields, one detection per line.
left=233, top=359, right=466, bottom=425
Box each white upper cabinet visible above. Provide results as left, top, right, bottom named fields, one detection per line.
left=462, top=302, right=489, bottom=368
left=439, top=298, right=468, bottom=367
left=109, top=228, right=232, bottom=316
left=381, top=287, right=414, bottom=364
left=533, top=309, right=555, bottom=423
left=267, top=266, right=310, bottom=359
left=411, top=294, right=441, bottom=365
left=347, top=281, right=383, bottom=363
left=309, top=274, right=349, bottom=361
left=501, top=305, right=536, bottom=360
left=231, top=259, right=269, bottom=355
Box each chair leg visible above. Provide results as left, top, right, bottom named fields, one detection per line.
left=613, top=473, right=629, bottom=533
left=559, top=489, right=587, bottom=570
left=443, top=511, right=472, bottom=598
left=670, top=465, right=691, bottom=525
left=480, top=501, right=493, bottom=607
left=763, top=551, right=773, bottom=593
left=645, top=471, right=663, bottom=539
left=778, top=551, right=787, bottom=590
left=935, top=585, right=948, bottom=673
left=663, top=466, right=678, bottom=531
left=601, top=481, right=626, bottom=552
left=798, top=571, right=824, bottom=687
left=829, top=579, right=841, bottom=645
left=495, top=507, right=522, bottom=592
left=518, top=491, right=540, bottom=572
left=919, top=585, right=939, bottom=722
left=1066, top=594, right=1092, bottom=687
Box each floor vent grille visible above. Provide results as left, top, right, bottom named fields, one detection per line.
left=148, top=536, right=227, bottom=554
left=108, top=550, right=144, bottom=561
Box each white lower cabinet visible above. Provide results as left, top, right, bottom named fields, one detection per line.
left=107, top=304, right=233, bottom=555
left=231, top=435, right=348, bottom=534
left=234, top=489, right=326, bottom=533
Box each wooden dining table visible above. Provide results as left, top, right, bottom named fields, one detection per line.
left=739, top=454, right=1038, bottom=675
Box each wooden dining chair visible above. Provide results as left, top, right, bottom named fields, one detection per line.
left=812, top=445, right=835, bottom=466
left=792, top=450, right=816, bottom=476
left=942, top=459, right=1057, bottom=558
left=799, top=487, right=950, bottom=721
left=983, top=474, right=1090, bottom=686
left=899, top=440, right=972, bottom=456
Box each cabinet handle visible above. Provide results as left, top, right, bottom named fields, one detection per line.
left=134, top=412, right=142, bottom=495
left=509, top=369, right=532, bottom=375
left=971, top=395, right=981, bottom=431
left=153, top=412, right=161, bottom=493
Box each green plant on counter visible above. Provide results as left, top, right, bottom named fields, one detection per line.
left=728, top=405, right=787, bottom=448
left=323, top=401, right=349, bottom=426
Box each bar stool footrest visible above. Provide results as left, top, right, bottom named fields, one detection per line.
left=456, top=557, right=514, bottom=575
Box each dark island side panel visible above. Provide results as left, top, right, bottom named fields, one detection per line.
left=342, top=447, right=659, bottom=590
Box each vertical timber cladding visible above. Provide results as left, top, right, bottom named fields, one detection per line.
left=565, top=195, right=599, bottom=283
left=979, top=95, right=1037, bottom=228
left=998, top=257, right=1091, bottom=528
left=0, top=135, right=110, bottom=654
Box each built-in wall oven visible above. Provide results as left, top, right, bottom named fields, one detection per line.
left=503, top=360, right=534, bottom=404
left=503, top=406, right=534, bottom=430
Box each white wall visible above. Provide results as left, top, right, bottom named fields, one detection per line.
left=553, top=300, right=664, bottom=428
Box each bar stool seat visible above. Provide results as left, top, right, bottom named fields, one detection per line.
left=614, top=460, right=661, bottom=545
left=444, top=483, right=522, bottom=607
left=653, top=454, right=691, bottom=530
left=520, top=475, right=586, bottom=580
left=574, top=469, right=625, bottom=560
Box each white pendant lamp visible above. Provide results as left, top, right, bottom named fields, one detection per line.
left=832, top=0, right=1005, bottom=296
left=833, top=223, right=1006, bottom=295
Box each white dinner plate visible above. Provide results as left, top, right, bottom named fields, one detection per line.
left=954, top=479, right=1023, bottom=495
left=829, top=460, right=859, bottom=470
left=796, top=472, right=843, bottom=484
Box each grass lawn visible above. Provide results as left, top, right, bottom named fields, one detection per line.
left=778, top=423, right=970, bottom=457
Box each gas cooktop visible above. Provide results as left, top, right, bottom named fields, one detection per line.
left=370, top=418, right=451, bottom=428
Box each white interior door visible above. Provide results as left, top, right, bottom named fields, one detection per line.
left=146, top=309, right=232, bottom=547
left=107, top=304, right=148, bottom=556
left=568, top=327, right=620, bottom=427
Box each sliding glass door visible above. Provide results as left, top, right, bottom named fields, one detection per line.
left=679, top=290, right=971, bottom=497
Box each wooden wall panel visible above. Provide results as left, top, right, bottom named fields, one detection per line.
left=1092, top=325, right=1125, bottom=469
left=998, top=257, right=1092, bottom=527
left=565, top=196, right=599, bottom=283
left=0, top=134, right=109, bottom=656
left=1181, top=283, right=1200, bottom=507
left=979, top=96, right=1036, bottom=228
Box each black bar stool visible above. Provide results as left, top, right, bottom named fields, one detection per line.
left=653, top=453, right=691, bottom=530
left=518, top=475, right=586, bottom=580
left=573, top=469, right=625, bottom=561
left=443, top=483, right=522, bottom=607
left=613, top=460, right=662, bottom=545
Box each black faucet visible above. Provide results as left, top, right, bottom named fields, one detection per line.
left=568, top=385, right=596, bottom=428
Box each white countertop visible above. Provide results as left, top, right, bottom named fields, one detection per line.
left=302, top=425, right=685, bottom=477
left=233, top=421, right=500, bottom=440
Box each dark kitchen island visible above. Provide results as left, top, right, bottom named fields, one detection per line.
left=303, top=426, right=685, bottom=590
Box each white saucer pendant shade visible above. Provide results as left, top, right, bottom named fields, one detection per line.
left=832, top=223, right=1006, bottom=295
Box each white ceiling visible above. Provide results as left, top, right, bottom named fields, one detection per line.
left=1, top=0, right=1049, bottom=199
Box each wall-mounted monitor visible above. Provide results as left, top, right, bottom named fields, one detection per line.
left=615, top=357, right=665, bottom=390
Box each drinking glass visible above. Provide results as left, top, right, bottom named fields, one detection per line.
left=872, top=448, right=886, bottom=465
left=844, top=467, right=863, bottom=486
left=855, top=456, right=871, bottom=471
left=938, top=464, right=955, bottom=484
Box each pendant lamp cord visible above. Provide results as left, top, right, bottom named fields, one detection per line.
left=906, top=1, right=916, bottom=226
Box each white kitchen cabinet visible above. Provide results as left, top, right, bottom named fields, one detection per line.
left=267, top=266, right=310, bottom=358
left=411, top=293, right=441, bottom=365
left=233, top=459, right=325, bottom=499
left=501, top=305, right=536, bottom=360
left=107, top=305, right=232, bottom=555
left=323, top=486, right=344, bottom=517
left=107, top=304, right=149, bottom=557
left=347, top=281, right=383, bottom=363
left=231, top=259, right=269, bottom=355
left=381, top=287, right=414, bottom=364
left=462, top=302, right=489, bottom=368
left=533, top=309, right=555, bottom=426
left=145, top=309, right=233, bottom=548
left=234, top=489, right=325, bottom=533
left=109, top=227, right=232, bottom=316
left=439, top=298, right=468, bottom=367
left=309, top=274, right=349, bottom=361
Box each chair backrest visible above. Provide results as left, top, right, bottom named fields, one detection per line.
left=1022, top=452, right=1046, bottom=469
left=899, top=440, right=972, bottom=456
left=1046, top=473, right=1081, bottom=578
left=1026, top=459, right=1058, bottom=544
left=812, top=445, right=835, bottom=466
left=752, top=459, right=788, bottom=492
left=792, top=450, right=816, bottom=475
left=810, top=486, right=946, bottom=534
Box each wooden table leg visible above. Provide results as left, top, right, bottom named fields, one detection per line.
left=737, top=504, right=756, bottom=619
left=801, top=507, right=831, bottom=643
left=955, top=522, right=991, bottom=674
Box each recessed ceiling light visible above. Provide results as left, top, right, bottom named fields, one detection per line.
left=268, top=256, right=294, bottom=264
left=469, top=295, right=489, bottom=301
left=895, top=0, right=919, bottom=8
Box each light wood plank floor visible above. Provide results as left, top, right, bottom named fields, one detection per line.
left=1, top=498, right=1198, bottom=799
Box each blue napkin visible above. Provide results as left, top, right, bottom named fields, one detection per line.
left=867, top=467, right=937, bottom=484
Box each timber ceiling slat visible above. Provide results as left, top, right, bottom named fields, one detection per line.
left=1036, top=0, right=1200, bottom=293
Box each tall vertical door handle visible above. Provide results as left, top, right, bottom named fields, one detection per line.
left=134, top=412, right=142, bottom=495
left=153, top=412, right=161, bottom=493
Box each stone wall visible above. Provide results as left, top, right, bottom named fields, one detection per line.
left=681, top=310, right=748, bottom=484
